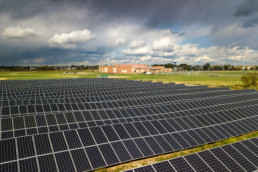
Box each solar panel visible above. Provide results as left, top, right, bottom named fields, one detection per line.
left=19, top=158, right=38, bottom=172
left=0, top=78, right=257, bottom=171
left=129, top=137, right=258, bottom=172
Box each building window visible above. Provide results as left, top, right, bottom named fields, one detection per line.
left=121, top=70, right=127, bottom=73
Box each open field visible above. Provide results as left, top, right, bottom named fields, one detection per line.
left=0, top=70, right=256, bottom=90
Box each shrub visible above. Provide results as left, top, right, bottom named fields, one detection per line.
left=241, top=72, right=258, bottom=87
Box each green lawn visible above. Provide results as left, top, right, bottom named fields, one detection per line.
left=0, top=70, right=256, bottom=89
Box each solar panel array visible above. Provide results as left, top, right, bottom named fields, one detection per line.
left=127, top=137, right=258, bottom=172
left=0, top=78, right=257, bottom=172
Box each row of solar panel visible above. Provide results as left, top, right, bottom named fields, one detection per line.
left=0, top=86, right=234, bottom=106
left=1, top=91, right=256, bottom=118
left=0, top=81, right=181, bottom=92
left=0, top=122, right=257, bottom=171
left=0, top=79, right=178, bottom=90
left=0, top=86, right=223, bottom=100
left=0, top=88, right=233, bottom=108
left=0, top=84, right=186, bottom=96
left=0, top=81, right=185, bottom=94
left=0, top=88, right=254, bottom=108
left=1, top=108, right=257, bottom=140
left=1, top=102, right=257, bottom=139
left=127, top=137, right=258, bottom=172
left=1, top=98, right=257, bottom=135
left=0, top=78, right=169, bottom=87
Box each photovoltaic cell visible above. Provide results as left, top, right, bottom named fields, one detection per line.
left=78, top=128, right=96, bottom=146
left=111, top=141, right=132, bottom=162
left=0, top=139, right=17, bottom=163
left=38, top=154, right=57, bottom=172
left=153, top=161, right=175, bottom=172
left=153, top=135, right=173, bottom=152
left=134, top=138, right=154, bottom=156
left=198, top=150, right=228, bottom=172
left=85, top=146, right=106, bottom=169
left=134, top=165, right=155, bottom=172
left=90, top=127, right=108, bottom=144
left=222, top=145, right=256, bottom=172
left=24, top=116, right=36, bottom=128
left=1, top=118, right=12, bottom=131
left=144, top=137, right=164, bottom=154
left=0, top=162, right=18, bottom=172
left=99, top=144, right=120, bottom=165
left=13, top=117, right=24, bottom=129
left=17, top=136, right=35, bottom=158
left=64, top=130, right=82, bottom=149
left=171, top=133, right=190, bottom=149
left=123, top=140, right=143, bottom=159
left=162, top=134, right=181, bottom=151
left=49, top=132, right=68, bottom=152
left=55, top=151, right=75, bottom=172
left=71, top=149, right=91, bottom=172
left=211, top=147, right=245, bottom=171
left=170, top=157, right=194, bottom=172
left=101, top=125, right=120, bottom=142
left=19, top=158, right=38, bottom=172
left=34, top=134, right=52, bottom=155
left=113, top=124, right=131, bottom=139
left=184, top=154, right=212, bottom=172
left=123, top=123, right=141, bottom=138
left=231, top=142, right=258, bottom=167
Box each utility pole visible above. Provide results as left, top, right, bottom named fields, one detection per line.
left=242, top=55, right=245, bottom=70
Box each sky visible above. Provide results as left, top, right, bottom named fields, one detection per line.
left=0, top=0, right=258, bottom=66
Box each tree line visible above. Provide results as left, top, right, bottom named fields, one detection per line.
left=0, top=65, right=99, bottom=72
left=153, top=63, right=258, bottom=71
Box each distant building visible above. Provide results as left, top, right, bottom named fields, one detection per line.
left=99, top=64, right=172, bottom=74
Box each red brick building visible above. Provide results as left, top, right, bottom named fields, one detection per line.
left=99, top=64, right=172, bottom=74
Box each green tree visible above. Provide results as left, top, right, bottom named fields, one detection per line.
left=203, top=63, right=210, bottom=70
left=241, top=72, right=258, bottom=87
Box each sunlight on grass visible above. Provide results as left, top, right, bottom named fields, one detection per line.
left=0, top=70, right=256, bottom=89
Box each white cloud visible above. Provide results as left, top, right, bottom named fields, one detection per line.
left=129, top=39, right=145, bottom=48
left=152, top=37, right=175, bottom=51
left=140, top=56, right=152, bottom=61
left=115, top=38, right=126, bottom=45
left=96, top=55, right=172, bottom=66
left=194, top=56, right=215, bottom=62
left=48, top=29, right=95, bottom=49
left=2, top=26, right=37, bottom=39
left=122, top=46, right=152, bottom=55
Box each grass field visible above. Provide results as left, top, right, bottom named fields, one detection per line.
left=0, top=70, right=257, bottom=90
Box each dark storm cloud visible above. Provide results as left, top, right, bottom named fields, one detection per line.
left=234, top=0, right=258, bottom=17
left=84, top=0, right=242, bottom=28
left=0, top=0, right=52, bottom=19
left=0, top=45, right=106, bottom=66
left=0, top=0, right=257, bottom=65
left=242, top=15, right=258, bottom=27
left=234, top=0, right=258, bottom=28
left=0, top=0, right=241, bottom=27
